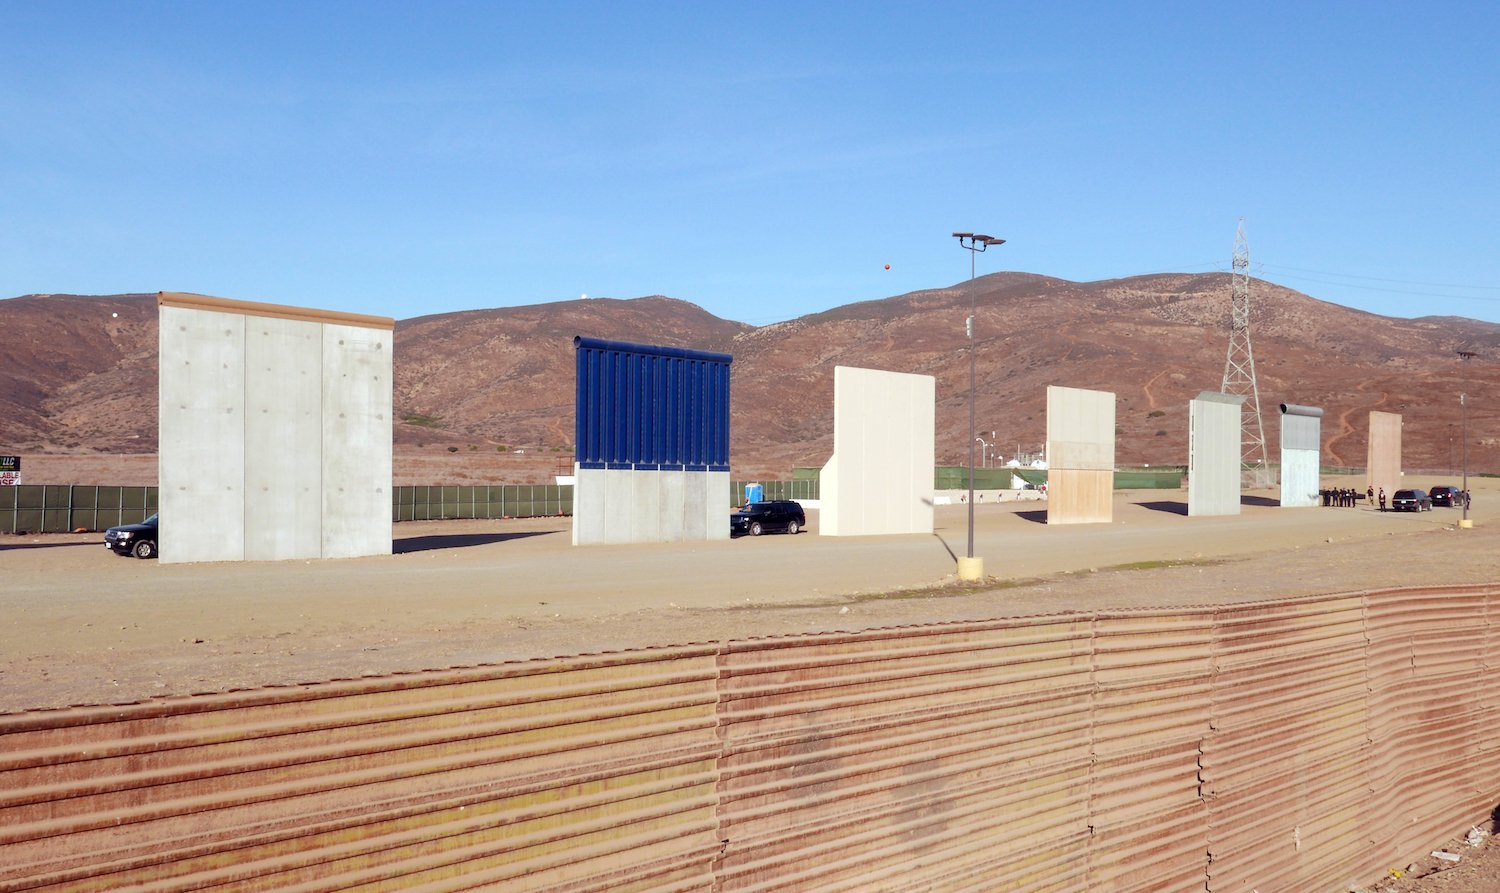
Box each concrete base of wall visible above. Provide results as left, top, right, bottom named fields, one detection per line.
left=573, top=467, right=730, bottom=545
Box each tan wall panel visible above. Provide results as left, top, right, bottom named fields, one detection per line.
left=1366, top=410, right=1403, bottom=498
left=1047, top=468, right=1113, bottom=525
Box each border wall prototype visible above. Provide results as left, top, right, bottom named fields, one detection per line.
left=1280, top=403, right=1324, bottom=507
left=1047, top=385, right=1116, bottom=524
left=1188, top=391, right=1244, bottom=516
left=820, top=366, right=935, bottom=536
left=572, top=337, right=731, bottom=545
left=158, top=292, right=394, bottom=563
left=6, top=584, right=1496, bottom=893
left=1367, top=410, right=1403, bottom=499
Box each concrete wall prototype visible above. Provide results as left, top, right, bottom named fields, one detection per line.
left=1279, top=403, right=1324, bottom=507
left=820, top=366, right=935, bottom=536
left=158, top=293, right=393, bottom=563
left=6, top=584, right=1497, bottom=893
left=1046, top=385, right=1116, bottom=524
left=1367, top=410, right=1403, bottom=499
left=1188, top=391, right=1244, bottom=516
left=572, top=338, right=731, bottom=546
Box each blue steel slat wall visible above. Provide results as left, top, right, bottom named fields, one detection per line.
left=574, top=336, right=732, bottom=471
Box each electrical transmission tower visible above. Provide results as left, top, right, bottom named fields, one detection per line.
left=1221, top=218, right=1268, bottom=469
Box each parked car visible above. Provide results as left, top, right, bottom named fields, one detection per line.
left=731, top=500, right=806, bottom=537
left=104, top=513, right=158, bottom=558
left=1389, top=489, right=1431, bottom=512
left=1428, top=485, right=1462, bottom=507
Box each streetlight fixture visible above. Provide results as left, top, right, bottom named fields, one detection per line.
left=952, top=232, right=1005, bottom=580
left=1459, top=350, right=1477, bottom=526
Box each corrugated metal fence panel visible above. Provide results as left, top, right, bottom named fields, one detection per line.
left=1088, top=608, right=1214, bottom=893
left=1203, top=595, right=1376, bottom=893
left=0, top=647, right=724, bottom=893
left=1364, top=586, right=1492, bottom=860
left=574, top=338, right=732, bottom=471
left=713, top=616, right=1097, bottom=893
left=5, top=588, right=1500, bottom=891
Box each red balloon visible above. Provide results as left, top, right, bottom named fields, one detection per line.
left=884, top=263, right=891, bottom=270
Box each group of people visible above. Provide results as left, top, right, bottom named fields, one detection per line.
left=1320, top=487, right=1369, bottom=508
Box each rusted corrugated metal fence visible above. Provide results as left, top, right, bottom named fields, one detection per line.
left=3, top=585, right=1496, bottom=892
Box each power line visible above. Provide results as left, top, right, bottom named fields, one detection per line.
left=1253, top=267, right=1500, bottom=303
left=1255, top=262, right=1500, bottom=291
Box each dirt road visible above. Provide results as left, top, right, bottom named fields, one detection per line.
left=3, top=476, right=1495, bottom=714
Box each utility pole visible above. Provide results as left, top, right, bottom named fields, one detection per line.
left=1221, top=219, right=1268, bottom=472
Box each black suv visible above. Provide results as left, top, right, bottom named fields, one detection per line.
left=1389, top=489, right=1431, bottom=512
left=731, top=500, right=806, bottom=537
left=104, top=513, right=159, bottom=558
left=1428, top=485, right=1462, bottom=507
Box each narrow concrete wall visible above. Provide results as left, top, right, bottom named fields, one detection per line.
left=819, top=366, right=935, bottom=537
left=1188, top=391, right=1244, bottom=516
left=1046, top=385, right=1116, bottom=524
left=1367, top=410, right=1403, bottom=499
left=1279, top=403, right=1323, bottom=507
left=158, top=293, right=393, bottom=564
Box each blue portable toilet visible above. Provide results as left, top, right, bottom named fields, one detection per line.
left=744, top=482, right=764, bottom=505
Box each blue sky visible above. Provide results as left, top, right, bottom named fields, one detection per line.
left=4, top=3, right=1499, bottom=324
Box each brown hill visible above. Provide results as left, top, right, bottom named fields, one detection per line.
left=2, top=275, right=1497, bottom=483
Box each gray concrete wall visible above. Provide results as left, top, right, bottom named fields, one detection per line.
left=819, top=366, right=935, bottom=537
left=572, top=467, right=729, bottom=545
left=1188, top=391, right=1244, bottom=517
left=158, top=293, right=393, bottom=564
left=160, top=305, right=247, bottom=562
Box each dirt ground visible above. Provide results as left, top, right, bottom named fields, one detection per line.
left=3, top=476, right=1498, bottom=891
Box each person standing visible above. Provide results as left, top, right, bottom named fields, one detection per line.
left=1378, top=488, right=1387, bottom=512
left=1366, top=485, right=1374, bottom=506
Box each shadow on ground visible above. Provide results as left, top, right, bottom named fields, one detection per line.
left=0, top=540, right=99, bottom=552
left=1242, top=495, right=1281, bottom=507
left=1136, top=501, right=1188, bottom=516
left=394, top=530, right=557, bottom=554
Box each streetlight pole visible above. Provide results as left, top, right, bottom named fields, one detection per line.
left=1459, top=350, right=1476, bottom=526
left=952, top=232, right=1005, bottom=579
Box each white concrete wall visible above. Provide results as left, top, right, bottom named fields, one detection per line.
left=573, top=465, right=729, bottom=545
left=819, top=366, right=935, bottom=537
left=1281, top=450, right=1321, bottom=507
left=245, top=316, right=322, bottom=561
left=160, top=306, right=247, bottom=562
left=1188, top=391, right=1243, bottom=517
left=1279, top=404, right=1323, bottom=508
left=320, top=323, right=393, bottom=559
left=1046, top=386, right=1116, bottom=525
left=158, top=294, right=393, bottom=564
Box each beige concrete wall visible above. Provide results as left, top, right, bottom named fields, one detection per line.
left=1366, top=410, right=1403, bottom=499
left=1046, top=385, right=1116, bottom=524
left=158, top=293, right=393, bottom=564
left=820, top=366, right=935, bottom=537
